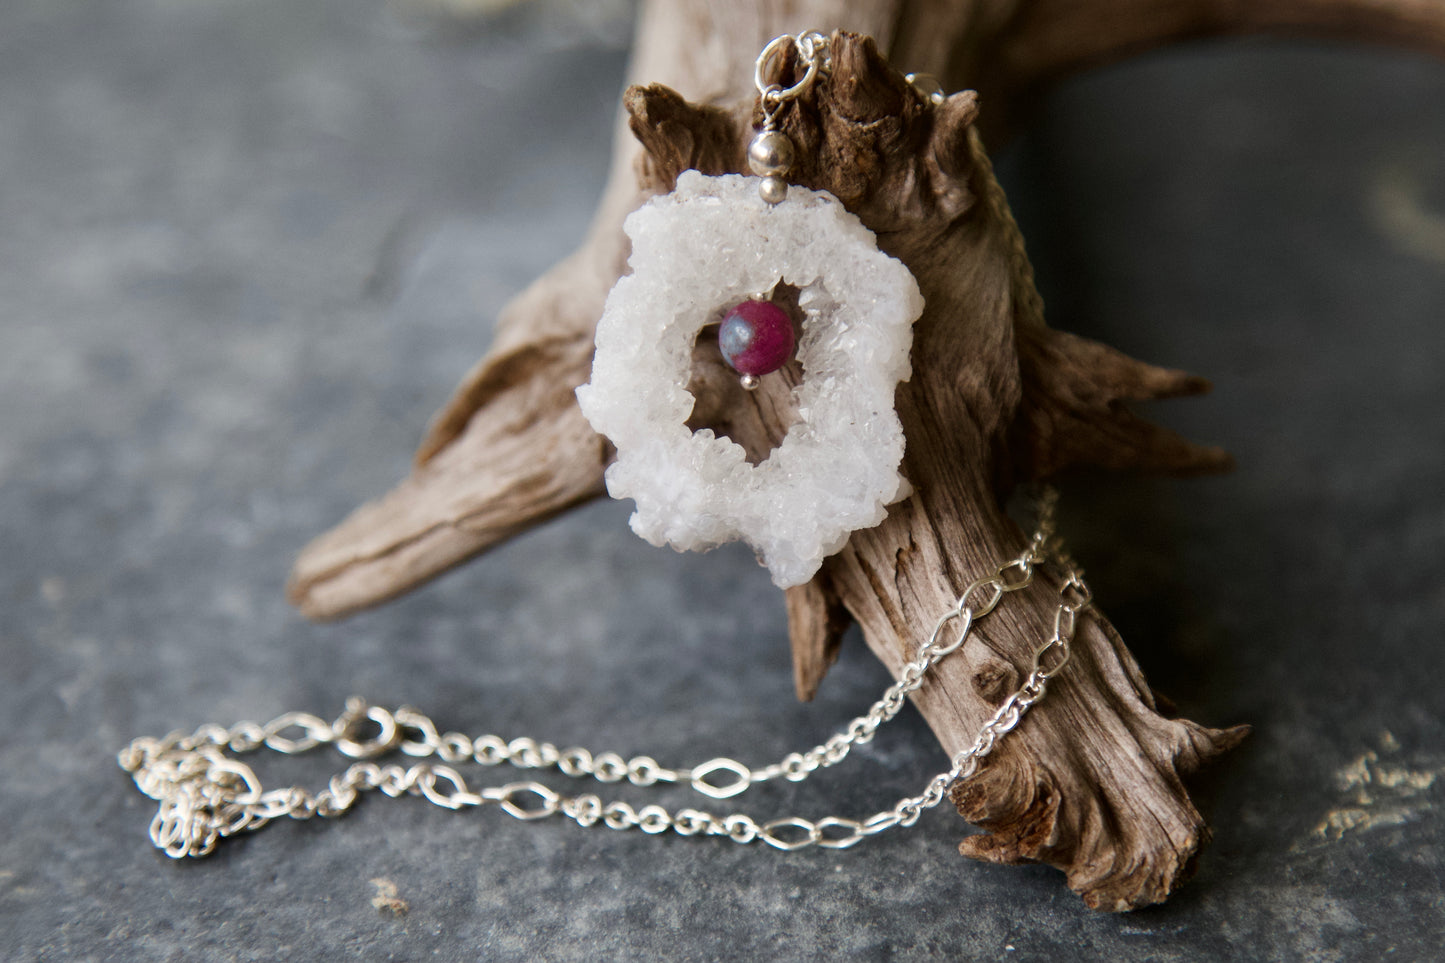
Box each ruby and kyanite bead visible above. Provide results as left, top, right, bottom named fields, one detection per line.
left=718, top=299, right=794, bottom=389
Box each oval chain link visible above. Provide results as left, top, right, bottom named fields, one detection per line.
left=120, top=489, right=1090, bottom=857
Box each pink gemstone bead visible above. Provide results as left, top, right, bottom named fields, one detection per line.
left=718, top=300, right=795, bottom=377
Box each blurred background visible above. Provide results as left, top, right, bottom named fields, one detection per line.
left=1, top=0, right=1442, bottom=958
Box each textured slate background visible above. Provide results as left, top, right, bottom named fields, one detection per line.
left=2, top=1, right=1443, bottom=960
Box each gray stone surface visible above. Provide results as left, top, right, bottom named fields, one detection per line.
left=1, top=2, right=1442, bottom=960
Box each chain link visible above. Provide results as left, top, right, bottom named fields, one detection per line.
left=120, top=490, right=1090, bottom=857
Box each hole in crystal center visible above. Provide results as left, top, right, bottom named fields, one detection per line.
left=685, top=282, right=806, bottom=466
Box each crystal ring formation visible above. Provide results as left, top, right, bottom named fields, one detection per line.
left=576, top=171, right=922, bottom=587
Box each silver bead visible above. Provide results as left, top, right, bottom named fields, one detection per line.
left=748, top=130, right=795, bottom=176
left=739, top=373, right=760, bottom=391
left=758, top=176, right=788, bottom=205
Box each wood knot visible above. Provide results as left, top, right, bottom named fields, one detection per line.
left=965, top=648, right=1019, bottom=706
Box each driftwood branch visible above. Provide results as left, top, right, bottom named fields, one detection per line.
left=283, top=0, right=1445, bottom=909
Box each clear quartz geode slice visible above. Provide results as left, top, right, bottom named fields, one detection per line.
left=576, top=171, right=922, bottom=588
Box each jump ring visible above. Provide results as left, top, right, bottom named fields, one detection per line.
left=754, top=33, right=822, bottom=104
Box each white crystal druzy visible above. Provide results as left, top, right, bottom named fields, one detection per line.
left=576, top=171, right=922, bottom=588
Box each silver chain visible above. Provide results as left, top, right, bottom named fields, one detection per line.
left=120, top=489, right=1092, bottom=858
